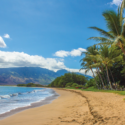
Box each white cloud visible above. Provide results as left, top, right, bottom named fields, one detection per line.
left=54, top=50, right=69, bottom=57
left=0, top=37, right=7, bottom=48
left=3, top=34, right=10, bottom=39
left=0, top=50, right=94, bottom=76
left=54, top=48, right=87, bottom=57
left=70, top=48, right=87, bottom=56
left=110, top=0, right=122, bottom=6
left=0, top=51, right=66, bottom=71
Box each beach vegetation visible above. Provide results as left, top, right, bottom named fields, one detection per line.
left=65, top=82, right=73, bottom=87
left=85, top=78, right=95, bottom=88
left=48, top=73, right=87, bottom=88
left=65, top=86, right=125, bottom=96
left=71, top=83, right=79, bottom=87
left=17, top=83, right=43, bottom=87
left=80, top=0, right=125, bottom=90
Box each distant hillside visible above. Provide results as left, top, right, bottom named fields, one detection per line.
left=56, top=69, right=69, bottom=76
left=0, top=67, right=92, bottom=85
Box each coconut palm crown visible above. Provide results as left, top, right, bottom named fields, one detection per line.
left=88, top=0, right=125, bottom=55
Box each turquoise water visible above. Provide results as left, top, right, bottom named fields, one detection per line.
left=0, top=86, right=53, bottom=114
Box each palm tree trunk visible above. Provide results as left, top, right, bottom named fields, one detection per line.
left=96, top=69, right=101, bottom=89
left=105, top=65, right=113, bottom=90
left=109, top=68, right=116, bottom=89
left=100, top=65, right=109, bottom=86
left=90, top=68, right=98, bottom=88
left=90, top=68, right=95, bottom=77
left=104, top=70, right=109, bottom=86
left=97, top=68, right=105, bottom=89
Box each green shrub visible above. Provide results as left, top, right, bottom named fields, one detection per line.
left=72, top=83, right=79, bottom=87
left=49, top=73, right=87, bottom=88
left=76, top=85, right=84, bottom=88
left=17, top=83, right=43, bottom=87
left=27, top=83, right=34, bottom=87
left=17, top=84, right=26, bottom=87
left=85, top=79, right=95, bottom=87
left=65, top=83, right=73, bottom=87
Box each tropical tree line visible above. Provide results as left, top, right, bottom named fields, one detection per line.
left=17, top=83, right=44, bottom=87
left=80, top=0, right=125, bottom=90
left=48, top=73, right=87, bottom=88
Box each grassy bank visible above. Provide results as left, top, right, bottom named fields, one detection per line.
left=65, top=87, right=125, bottom=95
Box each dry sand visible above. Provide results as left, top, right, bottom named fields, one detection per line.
left=0, top=89, right=125, bottom=125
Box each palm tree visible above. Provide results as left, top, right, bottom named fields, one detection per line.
left=88, top=0, right=125, bottom=55
left=80, top=46, right=105, bottom=89
left=80, top=56, right=97, bottom=83
left=90, top=45, right=122, bottom=89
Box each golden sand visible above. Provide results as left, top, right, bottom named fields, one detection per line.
left=0, top=88, right=125, bottom=125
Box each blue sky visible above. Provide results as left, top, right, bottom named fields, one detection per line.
left=0, top=0, right=121, bottom=75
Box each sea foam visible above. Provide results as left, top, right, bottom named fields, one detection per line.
left=0, top=86, right=53, bottom=115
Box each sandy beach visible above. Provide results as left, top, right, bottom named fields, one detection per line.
left=0, top=89, right=125, bottom=125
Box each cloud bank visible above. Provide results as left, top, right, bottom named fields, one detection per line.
left=0, top=50, right=94, bottom=76
left=110, top=0, right=122, bottom=6
left=54, top=48, right=87, bottom=57
left=0, top=51, right=66, bottom=71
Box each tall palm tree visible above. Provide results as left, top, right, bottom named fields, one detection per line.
left=88, top=0, right=125, bottom=55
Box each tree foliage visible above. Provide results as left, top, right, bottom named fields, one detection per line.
left=17, top=83, right=43, bottom=87
left=48, top=73, right=87, bottom=87
left=80, top=0, right=125, bottom=90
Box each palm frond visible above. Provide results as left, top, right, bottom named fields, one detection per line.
left=113, top=36, right=123, bottom=45
left=79, top=68, right=85, bottom=71
left=88, top=37, right=113, bottom=43
left=122, top=23, right=125, bottom=36
left=96, top=41, right=113, bottom=46
left=81, top=51, right=87, bottom=56
left=103, top=10, right=121, bottom=36
left=120, top=0, right=125, bottom=26
left=89, top=63, right=101, bottom=68
left=85, top=69, right=89, bottom=75
left=89, top=27, right=115, bottom=39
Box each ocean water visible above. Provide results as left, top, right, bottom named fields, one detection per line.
left=0, top=86, right=54, bottom=114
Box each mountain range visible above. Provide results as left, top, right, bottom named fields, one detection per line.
left=0, top=67, right=92, bottom=85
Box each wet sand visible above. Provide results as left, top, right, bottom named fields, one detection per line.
left=1, top=88, right=125, bottom=125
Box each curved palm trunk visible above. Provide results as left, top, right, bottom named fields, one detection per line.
left=104, top=70, right=109, bottom=86
left=96, top=69, right=102, bottom=88
left=97, top=68, right=105, bottom=89
left=91, top=68, right=96, bottom=79
left=105, top=65, right=113, bottom=90
left=100, top=65, right=109, bottom=86
left=109, top=68, right=116, bottom=89
left=90, top=68, right=98, bottom=88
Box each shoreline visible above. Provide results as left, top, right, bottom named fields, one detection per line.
left=1, top=89, right=125, bottom=125
left=0, top=88, right=59, bottom=120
